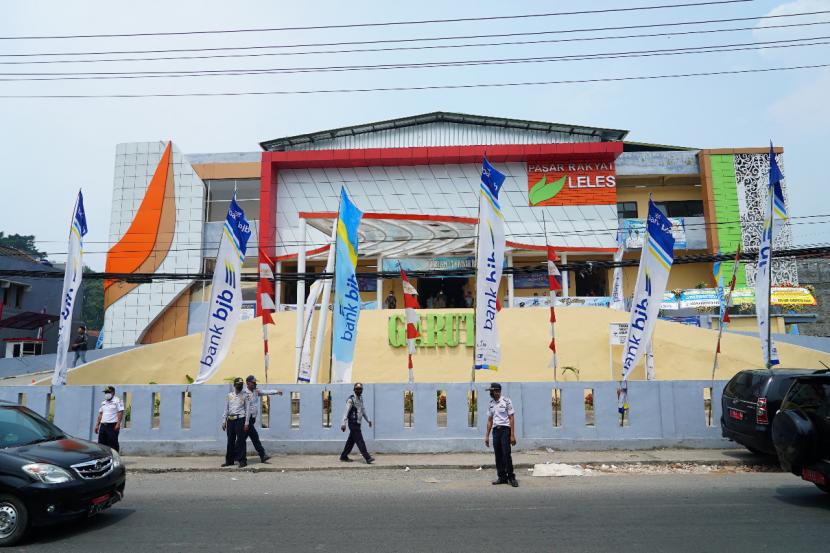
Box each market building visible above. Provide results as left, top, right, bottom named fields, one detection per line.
left=93, top=111, right=814, bottom=383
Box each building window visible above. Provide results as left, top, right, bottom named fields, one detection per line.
left=204, top=179, right=261, bottom=223
left=654, top=200, right=704, bottom=218
left=617, top=202, right=638, bottom=220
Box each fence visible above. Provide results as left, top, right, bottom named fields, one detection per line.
left=0, top=381, right=729, bottom=455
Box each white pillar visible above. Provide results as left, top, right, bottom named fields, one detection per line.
left=310, top=221, right=338, bottom=384
left=506, top=252, right=514, bottom=308
left=561, top=253, right=570, bottom=297
left=275, top=261, right=283, bottom=309
left=295, top=219, right=307, bottom=374
left=376, top=256, right=383, bottom=310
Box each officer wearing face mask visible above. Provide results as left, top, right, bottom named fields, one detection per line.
left=221, top=377, right=251, bottom=468
left=95, top=386, right=124, bottom=452
left=339, top=382, right=375, bottom=464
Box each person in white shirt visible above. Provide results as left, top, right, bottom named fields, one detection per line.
left=484, top=383, right=518, bottom=487
left=94, top=385, right=124, bottom=452
left=244, top=375, right=282, bottom=463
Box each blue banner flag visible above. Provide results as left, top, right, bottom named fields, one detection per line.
left=332, top=188, right=363, bottom=383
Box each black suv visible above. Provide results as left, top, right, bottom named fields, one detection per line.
left=721, top=369, right=816, bottom=455
left=772, top=373, right=830, bottom=494
left=0, top=402, right=126, bottom=547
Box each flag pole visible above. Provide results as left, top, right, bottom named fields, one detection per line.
left=708, top=245, right=741, bottom=426
left=542, top=211, right=560, bottom=427
left=766, top=179, right=774, bottom=371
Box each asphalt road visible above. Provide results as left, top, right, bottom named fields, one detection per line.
left=17, top=469, right=830, bottom=553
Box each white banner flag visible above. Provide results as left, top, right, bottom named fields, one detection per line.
left=297, top=280, right=324, bottom=383
left=195, top=197, right=251, bottom=384
left=474, top=158, right=507, bottom=371
left=52, top=191, right=88, bottom=385
left=622, top=199, right=675, bottom=381
left=610, top=243, right=625, bottom=311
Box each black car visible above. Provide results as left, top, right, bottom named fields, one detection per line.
left=772, top=373, right=830, bottom=494
left=721, top=369, right=816, bottom=455
left=0, top=402, right=126, bottom=547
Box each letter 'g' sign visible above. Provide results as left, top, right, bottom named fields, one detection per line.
left=528, top=158, right=617, bottom=206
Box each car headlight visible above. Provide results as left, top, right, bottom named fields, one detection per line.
left=22, top=463, right=74, bottom=484
left=110, top=450, right=122, bottom=469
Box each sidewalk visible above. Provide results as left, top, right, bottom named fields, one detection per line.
left=123, top=448, right=776, bottom=473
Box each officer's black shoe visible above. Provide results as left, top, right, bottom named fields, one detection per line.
left=365, top=456, right=375, bottom=464
left=509, top=478, right=519, bottom=488
left=339, top=456, right=353, bottom=462
left=492, top=479, right=507, bottom=485
left=260, top=455, right=271, bottom=463
left=239, top=461, right=247, bottom=468
left=220, top=462, right=234, bottom=468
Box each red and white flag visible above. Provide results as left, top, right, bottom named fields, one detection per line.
left=258, top=248, right=276, bottom=382
left=400, top=267, right=421, bottom=383
left=547, top=246, right=561, bottom=377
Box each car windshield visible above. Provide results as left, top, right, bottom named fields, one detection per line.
left=0, top=406, right=65, bottom=448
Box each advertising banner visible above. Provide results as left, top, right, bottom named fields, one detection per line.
left=528, top=158, right=616, bottom=206
left=297, top=280, right=324, bottom=383
left=474, top=158, right=507, bottom=371
left=610, top=244, right=626, bottom=311
left=622, top=199, right=676, bottom=381
left=196, top=197, right=251, bottom=384
left=331, top=188, right=364, bottom=383
left=660, top=292, right=680, bottom=310
left=609, top=323, right=629, bottom=345
left=382, top=257, right=476, bottom=273
left=622, top=217, right=687, bottom=249
left=52, top=191, right=88, bottom=386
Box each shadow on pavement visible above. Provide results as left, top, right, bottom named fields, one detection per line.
left=721, top=449, right=779, bottom=467
left=25, top=508, right=135, bottom=545
left=774, top=485, right=830, bottom=509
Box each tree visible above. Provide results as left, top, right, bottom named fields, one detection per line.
left=82, top=267, right=104, bottom=331
left=0, top=232, right=46, bottom=259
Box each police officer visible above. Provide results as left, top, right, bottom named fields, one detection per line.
left=244, top=375, right=283, bottom=463
left=94, top=385, right=124, bottom=452
left=484, top=383, right=518, bottom=487
left=221, top=377, right=251, bottom=468
left=339, top=382, right=375, bottom=464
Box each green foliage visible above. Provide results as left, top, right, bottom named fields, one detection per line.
left=185, top=374, right=194, bottom=384
left=0, top=232, right=45, bottom=259
left=81, top=267, right=104, bottom=331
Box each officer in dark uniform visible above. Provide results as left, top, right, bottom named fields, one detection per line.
left=221, top=377, right=250, bottom=468
left=339, top=382, right=375, bottom=464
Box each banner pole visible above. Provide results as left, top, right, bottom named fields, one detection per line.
left=766, top=186, right=774, bottom=371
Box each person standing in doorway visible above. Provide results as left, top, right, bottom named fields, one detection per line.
left=244, top=375, right=282, bottom=463
left=71, top=325, right=88, bottom=367
left=94, top=385, right=124, bottom=452
left=464, top=290, right=474, bottom=308
left=221, top=377, right=251, bottom=468
left=384, top=291, right=397, bottom=310
left=484, top=383, right=518, bottom=487
left=339, top=382, right=375, bottom=464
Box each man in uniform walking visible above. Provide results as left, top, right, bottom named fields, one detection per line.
left=484, top=383, right=518, bottom=487
left=221, top=377, right=251, bottom=468
left=339, top=382, right=375, bottom=464
left=244, top=375, right=282, bottom=463
left=94, top=385, right=124, bottom=452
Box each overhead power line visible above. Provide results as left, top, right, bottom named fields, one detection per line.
left=2, top=62, right=827, bottom=99
left=0, top=1, right=753, bottom=40
left=4, top=11, right=828, bottom=64
left=2, top=35, right=828, bottom=81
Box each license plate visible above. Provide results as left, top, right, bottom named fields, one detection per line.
left=88, top=491, right=120, bottom=516
left=802, top=468, right=826, bottom=486
left=728, top=408, right=744, bottom=421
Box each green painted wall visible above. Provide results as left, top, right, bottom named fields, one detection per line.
left=709, top=154, right=746, bottom=287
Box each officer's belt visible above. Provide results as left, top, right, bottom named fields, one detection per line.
left=226, top=415, right=243, bottom=421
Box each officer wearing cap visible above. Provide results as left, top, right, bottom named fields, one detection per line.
left=244, top=375, right=283, bottom=463
left=339, top=382, right=375, bottom=464
left=94, top=385, right=124, bottom=452
left=484, top=383, right=518, bottom=487
left=221, top=377, right=251, bottom=468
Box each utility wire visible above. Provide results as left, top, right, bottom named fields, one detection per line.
left=2, top=62, right=827, bottom=98
left=4, top=14, right=828, bottom=64
left=0, top=1, right=754, bottom=40
left=3, top=35, right=827, bottom=80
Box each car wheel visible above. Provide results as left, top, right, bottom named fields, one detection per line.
left=771, top=410, right=816, bottom=474
left=0, top=494, right=28, bottom=547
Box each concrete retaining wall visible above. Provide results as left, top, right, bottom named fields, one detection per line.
left=0, top=381, right=729, bottom=455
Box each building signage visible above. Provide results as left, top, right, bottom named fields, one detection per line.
left=382, top=257, right=476, bottom=273
left=528, top=158, right=617, bottom=206
left=388, top=313, right=474, bottom=348
left=622, top=218, right=687, bottom=249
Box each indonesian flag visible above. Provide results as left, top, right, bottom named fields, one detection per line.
left=258, top=248, right=276, bottom=326
left=547, top=246, right=560, bottom=375
left=400, top=268, right=421, bottom=370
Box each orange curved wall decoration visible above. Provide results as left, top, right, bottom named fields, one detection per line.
left=104, top=142, right=177, bottom=310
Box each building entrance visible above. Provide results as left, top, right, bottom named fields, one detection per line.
left=575, top=268, right=607, bottom=297
left=417, top=278, right=467, bottom=309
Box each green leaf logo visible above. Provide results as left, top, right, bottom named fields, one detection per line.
left=529, top=175, right=567, bottom=206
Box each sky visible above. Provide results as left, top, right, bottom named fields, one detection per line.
left=1, top=0, right=828, bottom=270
